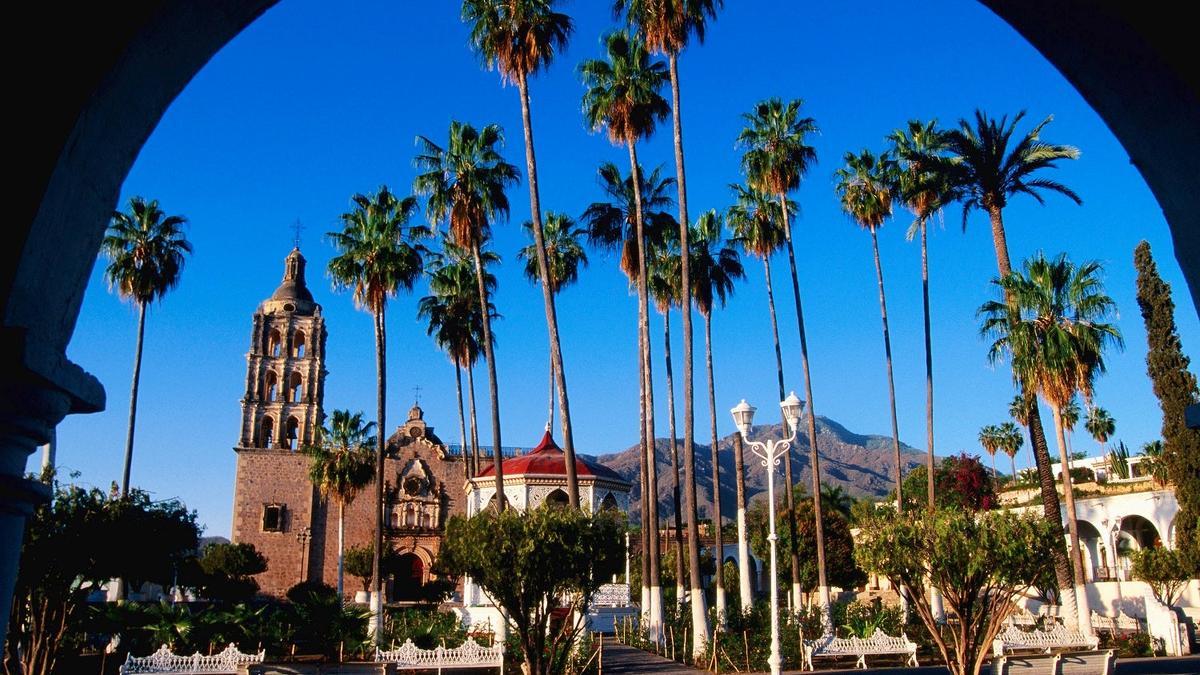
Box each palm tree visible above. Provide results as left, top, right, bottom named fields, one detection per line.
left=517, top=213, right=588, bottom=428
left=102, top=197, right=192, bottom=498
left=327, top=185, right=427, bottom=642
left=889, top=120, right=956, bottom=508
left=689, top=209, right=744, bottom=622
left=978, top=424, right=1002, bottom=478
left=616, top=0, right=722, bottom=651
left=980, top=252, right=1123, bottom=635
left=835, top=149, right=906, bottom=506
left=819, top=483, right=854, bottom=518
left=580, top=29, right=672, bottom=637
left=414, top=121, right=519, bottom=514
left=462, top=0, right=584, bottom=506
left=997, top=422, right=1025, bottom=482
left=647, top=237, right=688, bottom=608
left=302, top=410, right=377, bottom=604
left=726, top=182, right=791, bottom=611
left=1085, top=406, right=1115, bottom=457
left=1009, top=392, right=1036, bottom=476
left=737, top=98, right=828, bottom=619
left=942, top=109, right=1082, bottom=626
left=419, top=240, right=499, bottom=477
left=1062, top=396, right=1081, bottom=455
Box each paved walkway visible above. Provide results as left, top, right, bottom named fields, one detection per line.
left=600, top=642, right=705, bottom=674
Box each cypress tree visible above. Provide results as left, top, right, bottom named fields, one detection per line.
left=1134, top=241, right=1200, bottom=568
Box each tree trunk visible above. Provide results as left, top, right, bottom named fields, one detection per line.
left=869, top=228, right=905, bottom=508
left=468, top=363, right=480, bottom=477
left=455, top=363, right=471, bottom=477
left=338, top=501, right=345, bottom=605
left=987, top=205, right=1076, bottom=622
left=663, top=310, right=686, bottom=607
left=778, top=193, right=826, bottom=618
left=704, top=314, right=726, bottom=622
left=471, top=243, right=505, bottom=510
left=627, top=140, right=662, bottom=637
left=517, top=73, right=579, bottom=507
left=371, top=305, right=387, bottom=645
left=120, top=301, right=148, bottom=497
left=732, top=432, right=753, bottom=608
left=1011, top=453, right=1017, bottom=482
left=1051, top=404, right=1093, bottom=634
left=548, top=350, right=555, bottom=430
left=669, top=51, right=708, bottom=657
left=920, top=220, right=935, bottom=507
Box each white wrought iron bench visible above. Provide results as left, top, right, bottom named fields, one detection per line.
left=1089, top=610, right=1140, bottom=634
left=120, top=643, right=264, bottom=674
left=375, top=637, right=504, bottom=674
left=992, top=625, right=1099, bottom=657
left=803, top=629, right=918, bottom=671
left=990, top=649, right=1115, bottom=675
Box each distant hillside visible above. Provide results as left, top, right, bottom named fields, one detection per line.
left=595, top=417, right=926, bottom=524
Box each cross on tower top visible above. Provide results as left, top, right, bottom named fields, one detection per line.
left=413, top=385, right=423, bottom=405
left=290, top=219, right=305, bottom=249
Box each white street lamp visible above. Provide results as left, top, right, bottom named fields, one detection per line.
left=731, top=394, right=803, bottom=675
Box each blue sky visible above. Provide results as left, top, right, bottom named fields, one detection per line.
left=51, top=0, right=1200, bottom=537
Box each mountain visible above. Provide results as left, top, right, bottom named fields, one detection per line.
left=595, top=416, right=926, bottom=524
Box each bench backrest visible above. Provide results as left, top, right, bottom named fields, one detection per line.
left=376, top=637, right=503, bottom=668
left=992, top=625, right=1100, bottom=656
left=812, top=629, right=917, bottom=654
left=120, top=644, right=264, bottom=674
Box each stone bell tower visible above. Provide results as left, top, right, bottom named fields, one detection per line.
left=238, top=247, right=327, bottom=450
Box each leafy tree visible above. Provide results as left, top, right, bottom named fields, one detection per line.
left=855, top=507, right=1058, bottom=675
left=899, top=453, right=997, bottom=512
left=462, top=0, right=582, bottom=505
left=193, top=542, right=267, bottom=603
left=1134, top=241, right=1200, bottom=567
left=102, top=196, right=193, bottom=498
left=1131, top=546, right=1192, bottom=608
left=4, top=481, right=200, bottom=675
left=747, top=495, right=866, bottom=593
left=327, top=185, right=427, bottom=637
left=415, top=121, right=519, bottom=512
left=344, top=544, right=400, bottom=594
left=438, top=507, right=623, bottom=675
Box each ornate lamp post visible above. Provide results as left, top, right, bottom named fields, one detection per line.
left=731, top=393, right=803, bottom=675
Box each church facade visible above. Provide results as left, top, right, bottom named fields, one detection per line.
left=230, top=248, right=467, bottom=599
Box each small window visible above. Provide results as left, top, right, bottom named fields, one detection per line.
left=262, top=504, right=285, bottom=532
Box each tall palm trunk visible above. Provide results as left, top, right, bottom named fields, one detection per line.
left=338, top=501, right=345, bottom=605
left=627, top=140, right=662, bottom=636
left=990, top=451, right=997, bottom=478
left=732, top=432, right=753, bottom=608
left=663, top=310, right=686, bottom=607
left=455, top=363, right=470, bottom=477
left=778, top=194, right=828, bottom=618
left=638, top=336, right=651, bottom=616
left=371, top=305, right=387, bottom=644
left=988, top=205, right=1078, bottom=627
left=1010, top=453, right=1017, bottom=482
left=471, top=244, right=505, bottom=510
left=920, top=220, right=935, bottom=506
left=517, top=73, right=579, bottom=507
left=704, top=314, right=726, bottom=622
left=120, top=301, right=148, bottom=497
left=548, top=355, right=555, bottom=429
left=468, top=363, right=480, bottom=476
left=667, top=52, right=709, bottom=656
left=869, top=229, right=904, bottom=506
left=1050, top=405, right=1093, bottom=633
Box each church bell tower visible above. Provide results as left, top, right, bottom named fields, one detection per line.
left=238, top=247, right=327, bottom=450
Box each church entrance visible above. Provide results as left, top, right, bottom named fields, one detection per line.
left=390, top=553, right=425, bottom=602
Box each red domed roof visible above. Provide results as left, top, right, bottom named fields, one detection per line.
left=476, top=430, right=627, bottom=483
